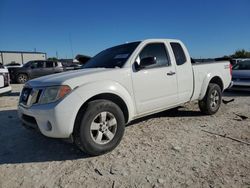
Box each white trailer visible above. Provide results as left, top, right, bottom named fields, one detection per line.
left=0, top=51, right=47, bottom=65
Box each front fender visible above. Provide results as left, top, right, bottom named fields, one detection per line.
left=74, top=80, right=136, bottom=122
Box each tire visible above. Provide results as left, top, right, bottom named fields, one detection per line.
left=17, top=73, right=28, bottom=84
left=74, top=99, right=125, bottom=156
left=198, top=83, right=222, bottom=115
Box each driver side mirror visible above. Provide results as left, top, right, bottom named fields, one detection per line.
left=30, top=65, right=35, bottom=69
left=136, top=57, right=157, bottom=70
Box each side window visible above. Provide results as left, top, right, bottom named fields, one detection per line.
left=46, top=61, right=54, bottom=68
left=233, top=61, right=250, bottom=70
left=170, top=42, right=187, bottom=66
left=36, top=61, right=44, bottom=68
left=138, top=43, right=170, bottom=69
left=30, top=61, right=43, bottom=68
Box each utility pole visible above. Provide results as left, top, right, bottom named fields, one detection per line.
left=69, top=33, right=74, bottom=59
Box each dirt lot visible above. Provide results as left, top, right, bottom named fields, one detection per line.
left=0, top=84, right=249, bottom=188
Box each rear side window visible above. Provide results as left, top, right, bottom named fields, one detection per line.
left=46, top=61, right=54, bottom=68
left=37, top=61, right=44, bottom=68
left=233, top=61, right=250, bottom=70
left=32, top=61, right=44, bottom=68
left=170, top=42, right=187, bottom=66
left=138, top=43, right=171, bottom=69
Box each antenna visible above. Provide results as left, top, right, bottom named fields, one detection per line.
left=69, top=33, right=74, bottom=59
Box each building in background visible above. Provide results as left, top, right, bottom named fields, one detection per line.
left=0, top=51, right=47, bottom=65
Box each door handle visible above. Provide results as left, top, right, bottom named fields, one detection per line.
left=167, top=71, right=176, bottom=76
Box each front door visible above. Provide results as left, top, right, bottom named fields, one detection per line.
left=132, top=43, right=178, bottom=115
left=44, top=61, right=55, bottom=76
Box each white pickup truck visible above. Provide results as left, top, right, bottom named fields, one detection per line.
left=18, top=39, right=232, bottom=155
left=0, top=65, right=11, bottom=95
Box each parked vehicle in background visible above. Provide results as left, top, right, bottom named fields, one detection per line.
left=63, top=63, right=83, bottom=71
left=231, top=60, right=250, bottom=90
left=18, top=39, right=232, bottom=156
left=0, top=64, right=11, bottom=95
left=5, top=62, right=23, bottom=68
left=231, top=58, right=250, bottom=66
left=9, top=60, right=64, bottom=84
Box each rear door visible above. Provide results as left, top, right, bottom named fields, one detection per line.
left=29, top=61, right=45, bottom=78
left=44, top=61, right=55, bottom=76
left=170, top=42, right=193, bottom=103
left=132, top=42, right=178, bottom=115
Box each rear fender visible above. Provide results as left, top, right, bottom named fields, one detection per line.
left=199, top=72, right=223, bottom=100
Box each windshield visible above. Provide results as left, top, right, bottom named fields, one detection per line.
left=233, top=60, right=250, bottom=70
left=83, top=42, right=140, bottom=68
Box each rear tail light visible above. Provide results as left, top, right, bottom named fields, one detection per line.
left=3, top=73, right=10, bottom=86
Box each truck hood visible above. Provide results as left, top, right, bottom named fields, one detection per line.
left=27, top=68, right=112, bottom=88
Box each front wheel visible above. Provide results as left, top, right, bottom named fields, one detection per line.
left=198, top=83, right=222, bottom=115
left=17, top=73, right=28, bottom=84
left=74, top=99, right=125, bottom=156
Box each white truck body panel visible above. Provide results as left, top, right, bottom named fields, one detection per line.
left=18, top=39, right=232, bottom=138
left=192, top=62, right=231, bottom=100
left=0, top=75, right=4, bottom=88
left=0, top=52, right=46, bottom=65
left=0, top=67, right=11, bottom=95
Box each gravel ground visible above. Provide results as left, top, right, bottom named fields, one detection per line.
left=0, top=84, right=249, bottom=188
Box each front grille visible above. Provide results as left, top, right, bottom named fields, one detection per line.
left=20, top=87, right=43, bottom=107
left=20, top=88, right=32, bottom=105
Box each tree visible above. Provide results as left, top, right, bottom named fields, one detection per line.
left=231, top=49, right=250, bottom=58
left=47, top=57, right=58, bottom=61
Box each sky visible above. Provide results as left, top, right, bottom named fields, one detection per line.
left=0, top=0, right=250, bottom=59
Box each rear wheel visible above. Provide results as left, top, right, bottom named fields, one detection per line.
left=74, top=99, right=125, bottom=156
left=17, top=74, right=28, bottom=84
left=198, top=83, right=222, bottom=115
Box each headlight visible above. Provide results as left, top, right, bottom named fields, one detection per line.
left=40, top=85, right=72, bottom=104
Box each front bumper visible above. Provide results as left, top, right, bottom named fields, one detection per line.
left=18, top=91, right=83, bottom=138
left=232, top=80, right=250, bottom=87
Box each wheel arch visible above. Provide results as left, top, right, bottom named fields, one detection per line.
left=199, top=75, right=224, bottom=100
left=209, top=76, right=224, bottom=91
left=73, top=92, right=130, bottom=135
